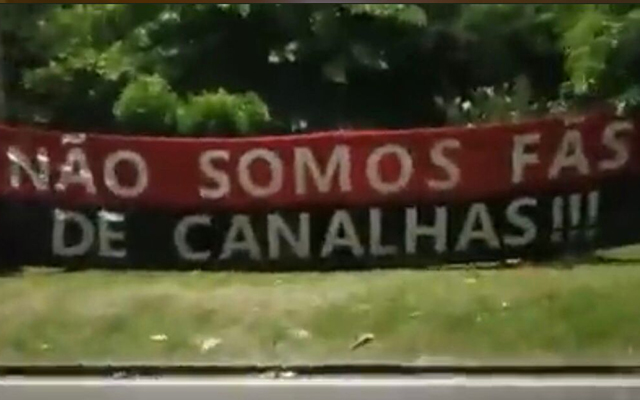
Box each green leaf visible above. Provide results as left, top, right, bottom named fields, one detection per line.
left=346, top=4, right=427, bottom=27
left=512, top=75, right=532, bottom=116
left=322, top=57, right=347, bottom=84
left=216, top=4, right=251, bottom=18
left=350, top=43, right=388, bottom=70
left=397, top=5, right=428, bottom=27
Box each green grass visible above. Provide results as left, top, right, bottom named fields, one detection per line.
left=2, top=248, right=640, bottom=365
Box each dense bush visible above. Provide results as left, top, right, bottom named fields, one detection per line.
left=113, top=74, right=179, bottom=134
left=177, top=90, right=271, bottom=137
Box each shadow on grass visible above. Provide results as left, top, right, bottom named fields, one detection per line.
left=0, top=265, right=23, bottom=278
left=2, top=252, right=639, bottom=276
left=588, top=255, right=640, bottom=265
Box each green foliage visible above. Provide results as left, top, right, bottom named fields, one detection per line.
left=17, top=5, right=175, bottom=128
left=345, top=4, right=427, bottom=27
left=177, top=90, right=271, bottom=137
left=457, top=5, right=560, bottom=91
left=113, top=74, right=179, bottom=134
left=4, top=4, right=640, bottom=132
left=554, top=6, right=619, bottom=95
left=216, top=4, right=252, bottom=18
left=549, top=5, right=640, bottom=101
left=0, top=4, right=54, bottom=121
left=438, top=76, right=543, bottom=125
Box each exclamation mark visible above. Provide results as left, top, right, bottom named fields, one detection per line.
left=551, top=196, right=564, bottom=243
left=569, top=193, right=582, bottom=241
left=586, top=191, right=599, bottom=240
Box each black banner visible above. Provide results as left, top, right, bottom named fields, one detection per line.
left=2, top=179, right=639, bottom=271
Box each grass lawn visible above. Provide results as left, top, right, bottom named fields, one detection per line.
left=2, top=247, right=640, bottom=365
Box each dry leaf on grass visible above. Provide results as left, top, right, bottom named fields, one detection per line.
left=351, top=333, right=375, bottom=350
left=199, top=337, right=222, bottom=353
left=150, top=334, right=168, bottom=342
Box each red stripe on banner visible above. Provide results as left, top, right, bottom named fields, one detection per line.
left=0, top=111, right=638, bottom=211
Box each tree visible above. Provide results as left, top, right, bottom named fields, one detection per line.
left=545, top=5, right=640, bottom=109
left=18, top=4, right=441, bottom=132
left=4, top=4, right=640, bottom=132
left=0, top=4, right=54, bottom=122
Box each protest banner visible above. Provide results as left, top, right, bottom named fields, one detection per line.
left=0, top=111, right=638, bottom=269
